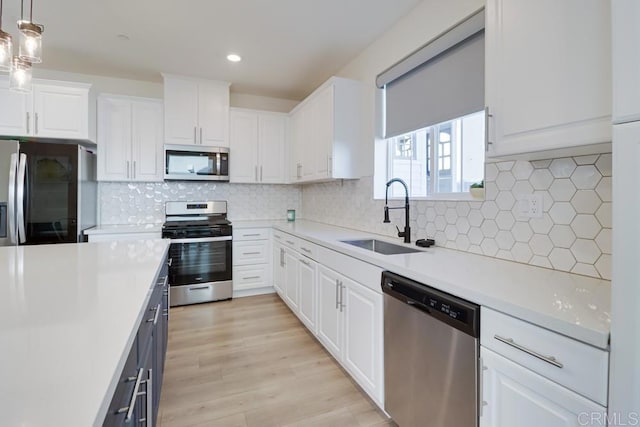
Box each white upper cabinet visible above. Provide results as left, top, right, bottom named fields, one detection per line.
left=612, top=0, right=640, bottom=123
left=290, top=76, right=361, bottom=183
left=229, top=109, right=288, bottom=184
left=0, top=77, right=92, bottom=140
left=485, top=0, right=612, bottom=159
left=163, top=74, right=230, bottom=147
left=97, top=95, right=163, bottom=182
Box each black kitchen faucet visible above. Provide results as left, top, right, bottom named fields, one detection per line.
left=383, top=178, right=411, bottom=244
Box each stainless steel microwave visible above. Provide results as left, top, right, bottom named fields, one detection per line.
left=164, top=145, right=229, bottom=181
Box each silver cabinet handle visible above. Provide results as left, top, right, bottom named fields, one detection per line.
left=274, top=235, right=282, bottom=240
left=327, top=155, right=332, bottom=174
left=339, top=281, right=345, bottom=312
left=254, top=165, right=258, bottom=181
left=300, top=247, right=312, bottom=254
left=297, top=163, right=302, bottom=179
left=243, top=233, right=261, bottom=237
left=243, top=276, right=260, bottom=280
left=280, top=248, right=284, bottom=267
left=194, top=126, right=197, bottom=144
left=260, top=165, right=263, bottom=182
left=35, top=112, right=39, bottom=135
left=126, top=160, right=130, bottom=179
left=485, top=106, right=493, bottom=152
left=26, top=112, right=30, bottom=134
left=133, top=161, right=136, bottom=179
left=147, top=303, right=161, bottom=324
left=478, top=356, right=488, bottom=416
left=146, top=369, right=153, bottom=427
left=243, top=252, right=261, bottom=256
left=335, top=279, right=340, bottom=309
left=494, top=335, right=563, bottom=368
left=285, top=240, right=295, bottom=245
left=200, top=127, right=203, bottom=144
left=116, top=368, right=144, bottom=421
left=299, top=258, right=310, bottom=266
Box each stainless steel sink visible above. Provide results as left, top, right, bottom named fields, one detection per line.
left=340, top=239, right=421, bottom=255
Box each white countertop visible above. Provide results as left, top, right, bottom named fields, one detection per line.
left=0, top=239, right=170, bottom=427
left=83, top=223, right=163, bottom=235
left=267, top=220, right=610, bottom=349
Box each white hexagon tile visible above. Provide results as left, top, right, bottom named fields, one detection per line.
left=302, top=153, right=612, bottom=280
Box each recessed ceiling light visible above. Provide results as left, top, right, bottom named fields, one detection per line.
left=227, top=53, right=242, bottom=62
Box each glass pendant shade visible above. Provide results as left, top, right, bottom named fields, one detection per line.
left=10, top=56, right=32, bottom=92
left=0, top=31, right=11, bottom=71
left=18, top=21, right=42, bottom=63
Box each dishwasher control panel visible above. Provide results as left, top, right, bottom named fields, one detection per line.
left=427, top=297, right=468, bottom=323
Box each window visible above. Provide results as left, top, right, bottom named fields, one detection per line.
left=386, top=111, right=485, bottom=198
left=375, top=9, right=486, bottom=199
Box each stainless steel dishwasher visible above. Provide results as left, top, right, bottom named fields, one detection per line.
left=381, top=271, right=480, bottom=427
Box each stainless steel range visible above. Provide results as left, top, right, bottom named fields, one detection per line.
left=162, top=201, right=232, bottom=306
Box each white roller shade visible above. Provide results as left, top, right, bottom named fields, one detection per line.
left=378, top=9, right=485, bottom=139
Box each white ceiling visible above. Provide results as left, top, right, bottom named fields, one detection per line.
left=1, top=0, right=422, bottom=100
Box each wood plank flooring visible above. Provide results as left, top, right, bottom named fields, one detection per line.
left=158, top=293, right=393, bottom=427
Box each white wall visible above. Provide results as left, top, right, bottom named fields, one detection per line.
left=334, top=0, right=485, bottom=177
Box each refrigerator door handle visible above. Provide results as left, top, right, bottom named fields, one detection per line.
left=16, top=153, right=27, bottom=244
left=7, top=153, right=18, bottom=244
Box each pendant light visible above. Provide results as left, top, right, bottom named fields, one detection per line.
left=17, top=0, right=43, bottom=63
left=9, top=56, right=31, bottom=91
left=0, top=0, right=12, bottom=70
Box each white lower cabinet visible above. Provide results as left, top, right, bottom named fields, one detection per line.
left=232, top=228, right=272, bottom=296
left=316, top=264, right=384, bottom=407
left=480, top=347, right=607, bottom=427
left=272, top=230, right=384, bottom=408
left=297, top=256, right=317, bottom=333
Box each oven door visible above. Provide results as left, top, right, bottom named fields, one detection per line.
left=168, top=236, right=232, bottom=286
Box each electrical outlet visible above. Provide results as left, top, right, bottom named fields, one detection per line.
left=518, top=194, right=544, bottom=218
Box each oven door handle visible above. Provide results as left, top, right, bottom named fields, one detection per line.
left=170, top=236, right=232, bottom=244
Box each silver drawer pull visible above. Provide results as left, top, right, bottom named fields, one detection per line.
left=299, top=259, right=310, bottom=266
left=116, top=368, right=144, bottom=421
left=494, top=335, right=564, bottom=368
left=242, top=252, right=261, bottom=255
left=243, top=233, right=260, bottom=237
left=285, top=240, right=295, bottom=245
left=301, top=247, right=312, bottom=253
left=274, top=235, right=282, bottom=239
left=147, top=303, right=161, bottom=324
left=243, top=276, right=260, bottom=280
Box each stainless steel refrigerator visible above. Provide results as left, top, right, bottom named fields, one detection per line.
left=0, top=140, right=96, bottom=247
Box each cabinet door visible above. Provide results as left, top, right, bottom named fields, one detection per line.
left=164, top=77, right=199, bottom=145
left=486, top=0, right=611, bottom=158
left=258, top=113, right=287, bottom=183
left=297, top=257, right=317, bottom=333
left=0, top=78, right=30, bottom=136
left=131, top=100, right=163, bottom=182
left=613, top=0, right=640, bottom=123
left=273, top=243, right=285, bottom=296
left=229, top=110, right=259, bottom=183
left=342, top=277, right=384, bottom=405
left=300, top=105, right=316, bottom=180
left=33, top=84, right=89, bottom=139
left=480, top=347, right=606, bottom=427
left=316, top=265, right=343, bottom=360
left=198, top=82, right=229, bottom=147
left=311, top=85, right=334, bottom=179
left=290, top=107, right=307, bottom=182
left=97, top=96, right=132, bottom=181
left=284, top=249, right=299, bottom=312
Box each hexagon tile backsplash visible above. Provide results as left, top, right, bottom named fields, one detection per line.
left=302, top=154, right=612, bottom=280
left=99, top=182, right=302, bottom=225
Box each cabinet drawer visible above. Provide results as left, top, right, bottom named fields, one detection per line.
left=273, top=230, right=298, bottom=250
left=297, top=240, right=319, bottom=260
left=233, top=240, right=269, bottom=265
left=481, top=307, right=609, bottom=405
left=233, top=265, right=270, bottom=290
left=233, top=228, right=270, bottom=241
left=137, top=289, right=162, bottom=360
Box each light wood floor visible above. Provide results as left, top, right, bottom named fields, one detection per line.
left=158, top=293, right=393, bottom=427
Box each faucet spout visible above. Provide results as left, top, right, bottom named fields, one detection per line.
left=384, top=178, right=411, bottom=244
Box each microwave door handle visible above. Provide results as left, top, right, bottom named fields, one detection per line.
left=7, top=153, right=18, bottom=244
left=16, top=153, right=27, bottom=244
left=216, top=153, right=221, bottom=176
